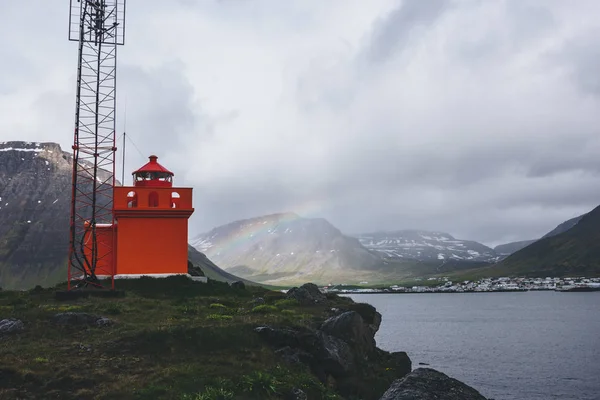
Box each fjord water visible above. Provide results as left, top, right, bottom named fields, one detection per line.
left=347, top=292, right=600, bottom=400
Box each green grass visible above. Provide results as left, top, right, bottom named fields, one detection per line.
left=0, top=277, right=391, bottom=400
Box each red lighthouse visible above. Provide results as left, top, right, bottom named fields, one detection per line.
left=109, top=155, right=194, bottom=277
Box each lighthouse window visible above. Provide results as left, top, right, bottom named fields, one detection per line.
left=127, top=191, right=137, bottom=208
left=149, top=191, right=159, bottom=207
left=171, top=191, right=180, bottom=208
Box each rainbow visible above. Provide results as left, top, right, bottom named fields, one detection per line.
left=196, top=199, right=329, bottom=255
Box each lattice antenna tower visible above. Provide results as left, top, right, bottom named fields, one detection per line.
left=67, top=0, right=126, bottom=290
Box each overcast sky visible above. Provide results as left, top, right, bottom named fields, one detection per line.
left=2, top=0, right=600, bottom=246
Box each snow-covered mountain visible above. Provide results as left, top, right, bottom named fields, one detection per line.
left=190, top=212, right=381, bottom=285
left=355, top=230, right=499, bottom=263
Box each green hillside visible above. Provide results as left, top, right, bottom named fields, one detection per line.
left=453, top=205, right=600, bottom=279
left=0, top=277, right=410, bottom=400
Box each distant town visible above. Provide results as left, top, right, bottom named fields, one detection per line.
left=323, top=277, right=600, bottom=294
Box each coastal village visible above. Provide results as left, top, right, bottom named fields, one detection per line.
left=323, top=276, right=600, bottom=294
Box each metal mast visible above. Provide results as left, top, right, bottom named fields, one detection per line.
left=67, top=0, right=126, bottom=290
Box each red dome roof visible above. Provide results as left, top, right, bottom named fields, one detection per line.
left=133, top=155, right=173, bottom=175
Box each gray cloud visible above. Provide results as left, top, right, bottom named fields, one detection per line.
left=364, top=0, right=450, bottom=64
left=556, top=32, right=600, bottom=97
left=2, top=0, right=600, bottom=247
left=117, top=62, right=199, bottom=177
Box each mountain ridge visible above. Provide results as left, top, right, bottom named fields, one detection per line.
left=491, top=212, right=588, bottom=257
left=493, top=240, right=537, bottom=256
left=450, top=205, right=600, bottom=279
left=355, top=230, right=500, bottom=263
left=495, top=205, right=600, bottom=277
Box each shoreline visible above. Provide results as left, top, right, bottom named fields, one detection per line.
left=331, top=287, right=600, bottom=295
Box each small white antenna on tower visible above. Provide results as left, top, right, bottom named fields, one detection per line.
left=121, top=97, right=127, bottom=186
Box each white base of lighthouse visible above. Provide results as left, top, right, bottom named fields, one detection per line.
left=95, top=273, right=207, bottom=283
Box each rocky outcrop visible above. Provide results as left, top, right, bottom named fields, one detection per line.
left=254, top=325, right=357, bottom=382
left=256, top=289, right=487, bottom=399
left=379, top=368, right=488, bottom=400
left=254, top=293, right=413, bottom=398
left=286, top=283, right=327, bottom=305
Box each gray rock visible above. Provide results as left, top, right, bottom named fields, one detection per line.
left=344, top=302, right=382, bottom=336
left=0, top=318, right=24, bottom=334
left=320, top=311, right=375, bottom=355
left=52, top=312, right=112, bottom=327
left=95, top=317, right=113, bottom=327
left=316, top=330, right=356, bottom=377
left=254, top=325, right=355, bottom=378
left=275, top=346, right=313, bottom=367
left=390, top=351, right=412, bottom=377
left=379, top=368, right=488, bottom=400
left=78, top=343, right=93, bottom=352
left=369, top=309, right=382, bottom=335
left=286, top=283, right=327, bottom=306
left=288, top=388, right=307, bottom=400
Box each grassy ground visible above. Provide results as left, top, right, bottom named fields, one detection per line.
left=0, top=277, right=393, bottom=400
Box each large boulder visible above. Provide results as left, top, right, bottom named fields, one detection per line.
left=345, top=302, right=382, bottom=336
left=389, top=351, right=412, bottom=378
left=320, top=311, right=376, bottom=355
left=0, top=318, right=24, bottom=335
left=315, top=330, right=356, bottom=377
left=254, top=325, right=356, bottom=380
left=286, top=283, right=327, bottom=306
left=379, top=368, right=488, bottom=400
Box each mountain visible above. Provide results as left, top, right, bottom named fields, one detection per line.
left=541, top=214, right=586, bottom=239
left=0, top=140, right=244, bottom=290
left=459, top=205, right=600, bottom=278
left=493, top=240, right=537, bottom=256
left=496, top=205, right=600, bottom=277
left=492, top=213, right=587, bottom=257
left=190, top=212, right=381, bottom=285
left=187, top=245, right=261, bottom=285
left=0, top=141, right=85, bottom=289
left=355, top=230, right=499, bottom=263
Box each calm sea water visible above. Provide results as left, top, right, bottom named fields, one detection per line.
left=346, top=292, right=600, bottom=400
